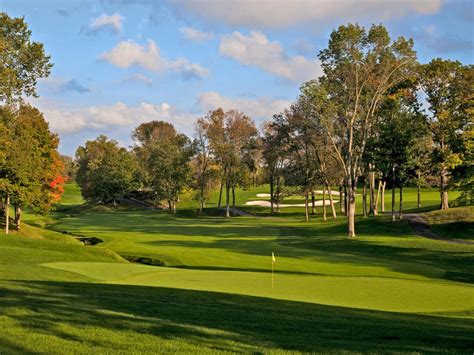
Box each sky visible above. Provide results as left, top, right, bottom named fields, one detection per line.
left=1, top=0, right=473, bottom=155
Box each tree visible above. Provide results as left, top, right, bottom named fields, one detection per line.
left=193, top=114, right=218, bottom=214
left=371, top=88, right=428, bottom=220
left=133, top=121, right=193, bottom=213
left=420, top=60, right=471, bottom=209
left=76, top=135, right=138, bottom=204
left=0, top=12, right=52, bottom=104
left=303, top=24, right=417, bottom=237
left=203, top=109, right=258, bottom=217
left=0, top=105, right=64, bottom=233
left=261, top=120, right=287, bottom=214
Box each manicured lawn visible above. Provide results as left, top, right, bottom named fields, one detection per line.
left=0, top=184, right=472, bottom=352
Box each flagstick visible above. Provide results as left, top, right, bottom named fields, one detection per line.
left=271, top=260, right=274, bottom=289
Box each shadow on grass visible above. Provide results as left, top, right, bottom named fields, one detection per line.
left=1, top=280, right=473, bottom=353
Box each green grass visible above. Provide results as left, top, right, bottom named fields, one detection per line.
left=0, top=184, right=472, bottom=352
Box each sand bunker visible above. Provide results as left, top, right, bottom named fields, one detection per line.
left=256, top=190, right=340, bottom=198
left=246, top=200, right=339, bottom=208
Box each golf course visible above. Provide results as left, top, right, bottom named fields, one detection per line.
left=0, top=184, right=472, bottom=353
left=1, top=4, right=473, bottom=353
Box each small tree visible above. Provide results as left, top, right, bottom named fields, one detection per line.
left=76, top=135, right=138, bottom=204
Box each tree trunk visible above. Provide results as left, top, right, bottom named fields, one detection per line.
left=344, top=184, right=348, bottom=217
left=172, top=200, right=176, bottom=214
left=199, top=178, right=205, bottom=214
left=304, top=191, right=309, bottom=222
left=399, top=184, right=403, bottom=220
left=14, top=205, right=21, bottom=230
left=322, top=188, right=327, bottom=221
left=0, top=197, right=4, bottom=217
left=168, top=199, right=172, bottom=212
left=326, top=182, right=337, bottom=219
left=347, top=182, right=356, bottom=238
left=417, top=171, right=421, bottom=208
left=270, top=174, right=274, bottom=214
left=440, top=169, right=449, bottom=210
left=232, top=186, right=236, bottom=216
left=362, top=176, right=368, bottom=217
left=391, top=165, right=396, bottom=223
left=5, top=194, right=10, bottom=234
left=339, top=185, right=344, bottom=214
left=311, top=191, right=316, bottom=215
left=225, top=181, right=230, bottom=218
left=276, top=175, right=280, bottom=213
left=369, top=168, right=375, bottom=216
left=374, top=180, right=382, bottom=216
left=381, top=181, right=386, bottom=212
left=217, top=177, right=224, bottom=210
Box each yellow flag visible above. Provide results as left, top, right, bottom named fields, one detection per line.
left=272, top=252, right=276, bottom=262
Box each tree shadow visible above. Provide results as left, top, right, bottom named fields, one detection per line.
left=0, top=280, right=473, bottom=353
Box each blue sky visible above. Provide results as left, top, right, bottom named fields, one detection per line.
left=1, top=0, right=473, bottom=155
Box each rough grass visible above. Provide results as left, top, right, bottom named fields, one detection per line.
left=424, top=206, right=474, bottom=240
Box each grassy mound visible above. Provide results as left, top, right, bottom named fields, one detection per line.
left=424, top=206, right=474, bottom=241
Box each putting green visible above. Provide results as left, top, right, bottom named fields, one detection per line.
left=44, top=262, right=474, bottom=313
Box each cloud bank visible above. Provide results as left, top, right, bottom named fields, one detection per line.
left=169, top=0, right=442, bottom=28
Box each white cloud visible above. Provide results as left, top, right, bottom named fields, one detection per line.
left=89, top=13, right=125, bottom=34
left=197, top=91, right=291, bottom=120
left=219, top=31, right=319, bottom=82
left=32, top=99, right=195, bottom=136
left=100, top=39, right=209, bottom=80
left=169, top=0, right=442, bottom=28
left=31, top=91, right=290, bottom=138
left=180, top=26, right=215, bottom=41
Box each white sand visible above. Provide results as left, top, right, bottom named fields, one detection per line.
left=245, top=200, right=339, bottom=208
left=256, top=190, right=340, bottom=198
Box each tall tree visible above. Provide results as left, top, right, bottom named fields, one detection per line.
left=193, top=116, right=215, bottom=214
left=261, top=120, right=287, bottom=214
left=420, top=59, right=471, bottom=209
left=303, top=24, right=417, bottom=237
left=372, top=88, right=428, bottom=220
left=204, top=109, right=258, bottom=217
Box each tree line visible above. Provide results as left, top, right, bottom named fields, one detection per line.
left=1, top=12, right=472, bottom=238
left=72, top=24, right=472, bottom=238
